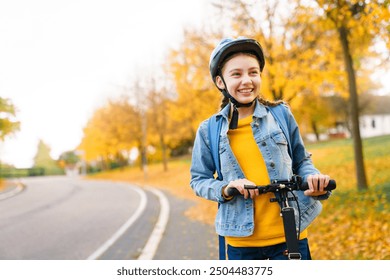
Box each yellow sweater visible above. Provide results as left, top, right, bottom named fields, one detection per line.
left=226, top=114, right=307, bottom=247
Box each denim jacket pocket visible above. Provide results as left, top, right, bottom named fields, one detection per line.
left=215, top=197, right=255, bottom=237
left=219, top=137, right=236, bottom=177
left=271, top=131, right=291, bottom=163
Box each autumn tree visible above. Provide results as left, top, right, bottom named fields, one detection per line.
left=0, top=97, right=20, bottom=178
left=78, top=96, right=139, bottom=170
left=167, top=28, right=222, bottom=152
left=145, top=77, right=175, bottom=171
left=0, top=97, right=20, bottom=141
left=125, top=80, right=152, bottom=175
left=314, top=0, right=390, bottom=190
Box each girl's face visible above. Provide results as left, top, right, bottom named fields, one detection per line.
left=216, top=53, right=261, bottom=104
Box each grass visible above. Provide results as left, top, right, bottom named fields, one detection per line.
left=294, top=135, right=390, bottom=259
left=307, top=135, right=390, bottom=191
left=90, top=135, right=390, bottom=260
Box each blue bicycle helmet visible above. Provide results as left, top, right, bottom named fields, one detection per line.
left=209, top=37, right=265, bottom=84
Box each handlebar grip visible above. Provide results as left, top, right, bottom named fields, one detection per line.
left=300, top=179, right=336, bottom=191
left=226, top=187, right=241, bottom=197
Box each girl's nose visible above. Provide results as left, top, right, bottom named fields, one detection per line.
left=241, top=74, right=252, bottom=84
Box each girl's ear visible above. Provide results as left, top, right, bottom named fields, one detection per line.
left=215, top=76, right=225, bottom=90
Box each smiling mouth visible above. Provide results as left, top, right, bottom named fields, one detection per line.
left=237, top=88, right=254, bottom=95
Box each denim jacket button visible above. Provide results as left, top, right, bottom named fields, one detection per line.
left=270, top=162, right=275, bottom=168
left=262, top=142, right=266, bottom=146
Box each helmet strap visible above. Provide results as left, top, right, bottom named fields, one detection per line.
left=219, top=75, right=256, bottom=129
left=230, top=103, right=239, bottom=130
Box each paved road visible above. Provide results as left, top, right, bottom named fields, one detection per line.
left=0, top=176, right=217, bottom=260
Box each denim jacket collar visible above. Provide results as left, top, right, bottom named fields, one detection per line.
left=216, top=99, right=269, bottom=122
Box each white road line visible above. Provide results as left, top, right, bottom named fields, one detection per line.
left=86, top=185, right=147, bottom=260
left=0, top=181, right=25, bottom=201
left=138, top=187, right=170, bottom=260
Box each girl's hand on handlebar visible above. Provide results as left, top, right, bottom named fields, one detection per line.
left=304, top=174, right=330, bottom=197
left=225, top=178, right=257, bottom=199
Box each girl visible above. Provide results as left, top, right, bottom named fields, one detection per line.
left=190, top=37, right=332, bottom=260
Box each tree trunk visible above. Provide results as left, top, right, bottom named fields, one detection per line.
left=141, top=113, right=148, bottom=181
left=160, top=134, right=168, bottom=172
left=338, top=25, right=368, bottom=190
left=311, top=120, right=320, bottom=141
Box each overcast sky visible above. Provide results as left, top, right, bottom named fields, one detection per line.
left=0, top=0, right=210, bottom=168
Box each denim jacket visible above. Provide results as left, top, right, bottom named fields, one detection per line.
left=190, top=100, right=331, bottom=237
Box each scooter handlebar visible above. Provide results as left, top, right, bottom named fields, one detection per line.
left=226, top=179, right=336, bottom=197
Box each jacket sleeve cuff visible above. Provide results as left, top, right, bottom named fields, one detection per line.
left=221, top=186, right=234, bottom=201
left=313, top=191, right=332, bottom=200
